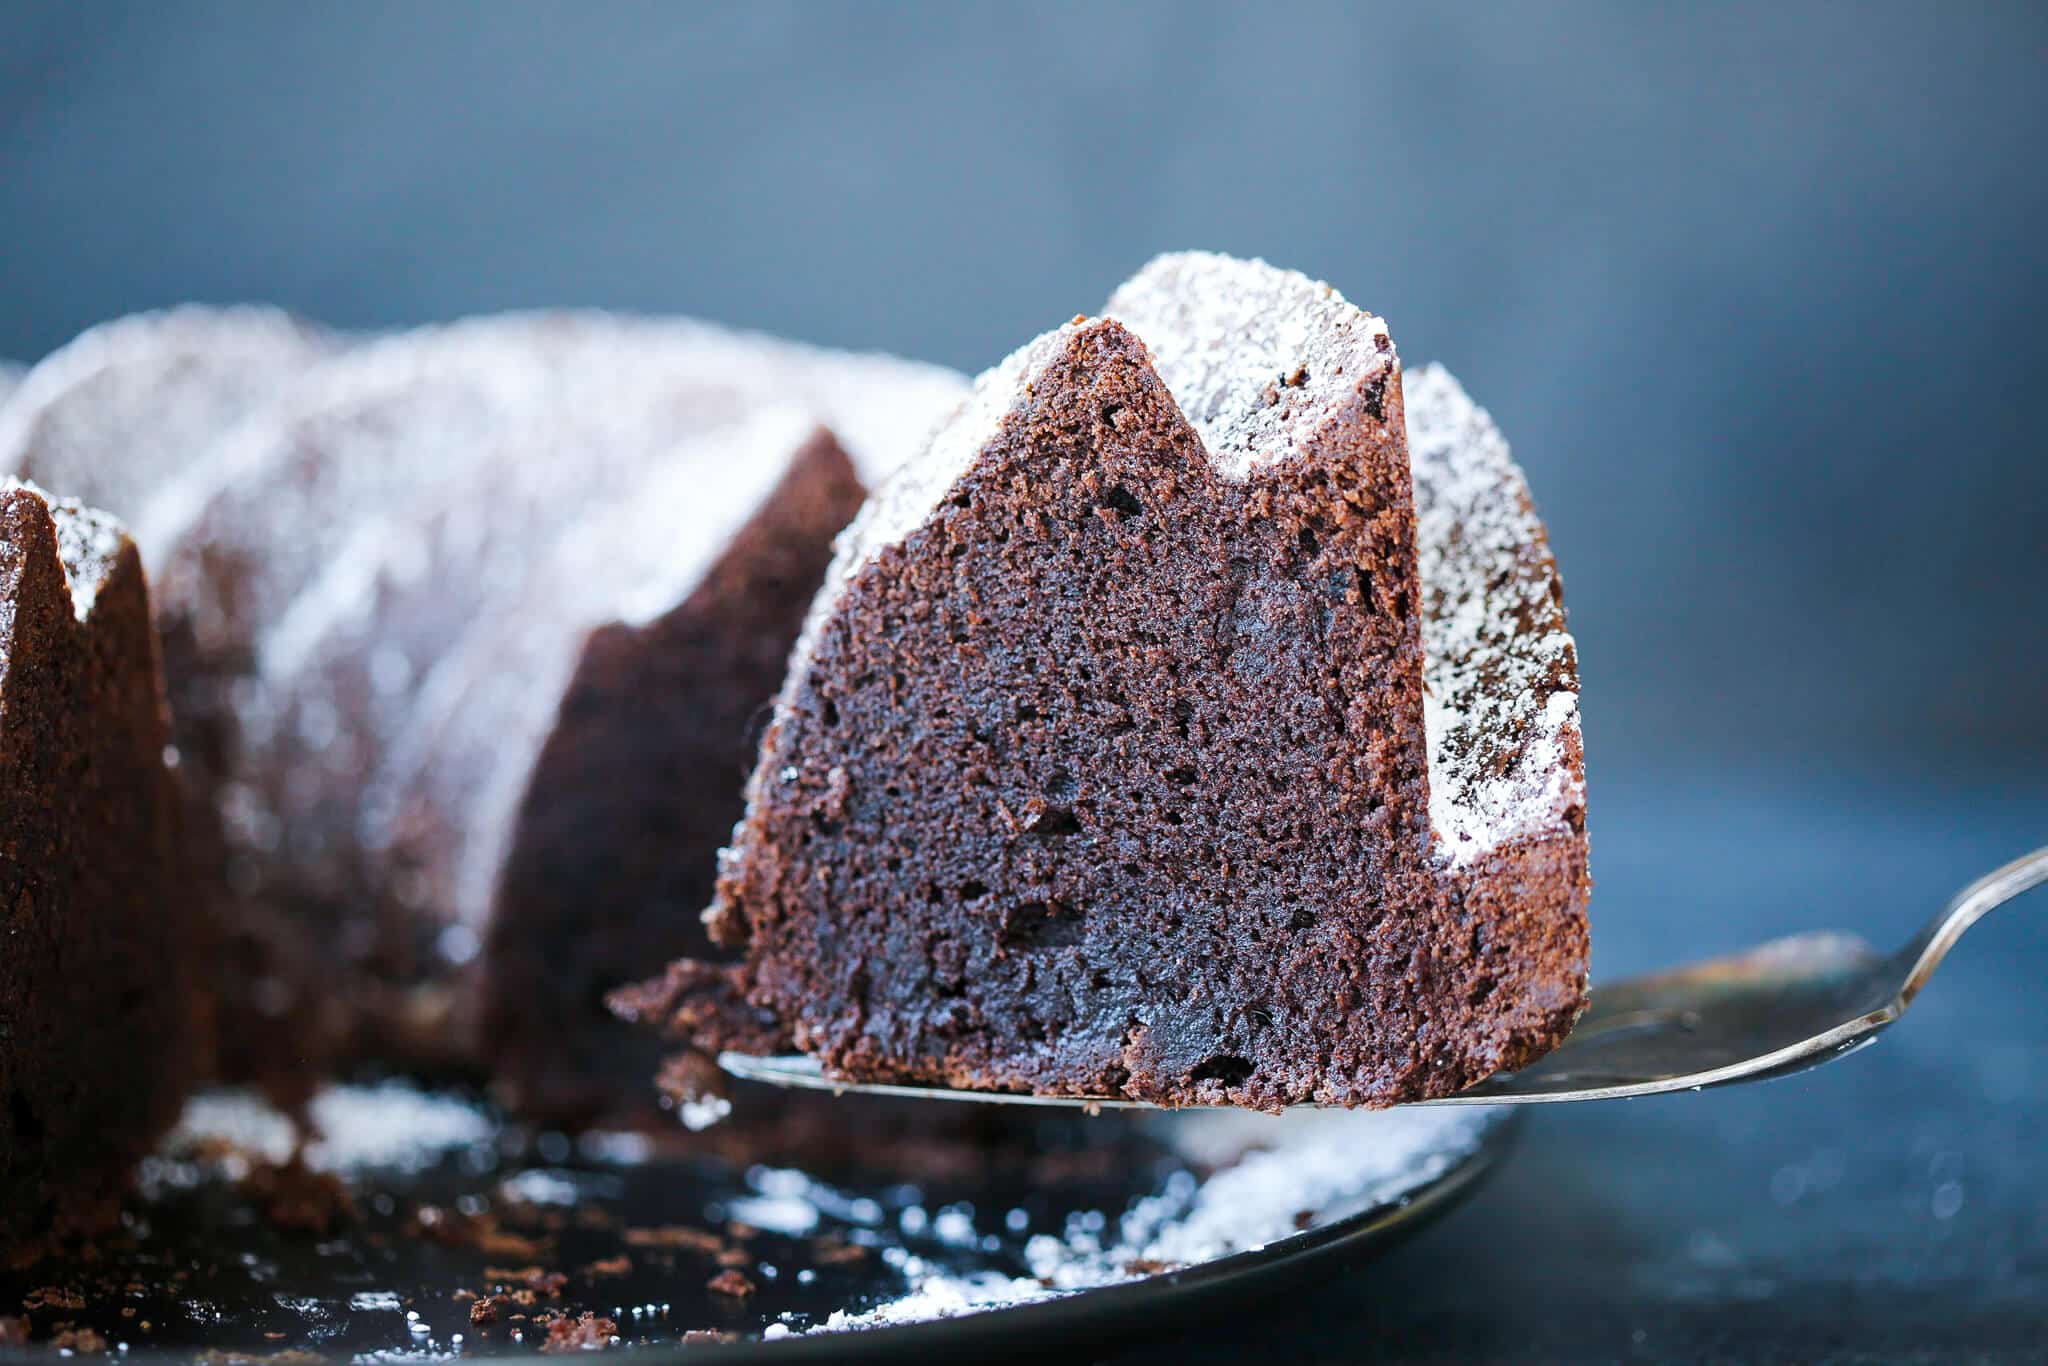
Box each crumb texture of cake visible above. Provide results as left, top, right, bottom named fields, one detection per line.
left=0, top=308, right=968, bottom=1118
left=642, top=252, right=1588, bottom=1110
left=0, top=481, right=196, bottom=1239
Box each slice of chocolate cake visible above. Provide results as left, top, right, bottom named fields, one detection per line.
left=626, top=253, right=1588, bottom=1110
left=0, top=482, right=196, bottom=1239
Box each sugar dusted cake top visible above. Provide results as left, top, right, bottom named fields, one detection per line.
left=0, top=478, right=132, bottom=623
left=814, top=253, right=1581, bottom=869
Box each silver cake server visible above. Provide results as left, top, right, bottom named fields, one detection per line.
left=719, top=845, right=2047, bottom=1109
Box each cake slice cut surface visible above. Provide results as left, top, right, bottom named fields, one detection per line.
left=623, top=253, right=1588, bottom=1110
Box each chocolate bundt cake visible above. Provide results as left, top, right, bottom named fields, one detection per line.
left=625, top=253, right=1588, bottom=1110
left=0, top=482, right=196, bottom=1237
left=2, top=309, right=967, bottom=1115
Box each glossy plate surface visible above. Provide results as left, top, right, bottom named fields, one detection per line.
left=0, top=1085, right=1510, bottom=1361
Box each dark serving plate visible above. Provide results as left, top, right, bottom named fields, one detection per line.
left=0, top=1085, right=1513, bottom=1362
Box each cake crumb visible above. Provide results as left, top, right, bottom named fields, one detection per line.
left=538, top=1311, right=618, bottom=1353
left=477, top=1228, right=550, bottom=1259
left=810, top=1237, right=868, bottom=1265
left=484, top=1265, right=567, bottom=1296
left=622, top=1225, right=724, bottom=1255
left=49, top=1325, right=108, bottom=1354
left=705, top=1269, right=756, bottom=1300
left=408, top=1205, right=550, bottom=1259
left=243, top=1157, right=356, bottom=1235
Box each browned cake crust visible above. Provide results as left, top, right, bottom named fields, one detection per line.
left=0, top=484, right=197, bottom=1239
left=629, top=254, right=1588, bottom=1109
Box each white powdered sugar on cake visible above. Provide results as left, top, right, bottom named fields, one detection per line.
left=1111, top=256, right=1580, bottom=865
left=249, top=314, right=964, bottom=739
left=0, top=307, right=338, bottom=538
left=387, top=406, right=822, bottom=932
left=0, top=477, right=130, bottom=623
left=1105, top=251, right=1395, bottom=480
left=682, top=321, right=968, bottom=485
left=147, top=314, right=586, bottom=627
left=818, top=253, right=1393, bottom=617
left=1406, top=364, right=1583, bottom=867
left=124, top=310, right=964, bottom=956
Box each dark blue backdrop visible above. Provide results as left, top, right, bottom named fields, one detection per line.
left=2, top=7, right=2043, bottom=1357
left=3, top=1, right=2041, bottom=784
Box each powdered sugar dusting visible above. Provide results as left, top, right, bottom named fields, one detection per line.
left=1113, top=257, right=1580, bottom=863
left=0, top=477, right=131, bottom=622
left=106, top=306, right=963, bottom=976
left=1408, top=364, right=1583, bottom=865
left=427, top=407, right=822, bottom=931
left=134, top=1083, right=1499, bottom=1345
left=165, top=1083, right=494, bottom=1174
left=0, top=307, right=337, bottom=547
left=811, top=1105, right=1494, bottom=1333
left=801, top=253, right=1393, bottom=673
left=1105, top=251, right=1394, bottom=480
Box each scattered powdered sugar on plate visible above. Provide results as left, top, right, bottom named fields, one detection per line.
left=164, top=1083, right=494, bottom=1174
left=78, top=1083, right=1504, bottom=1350
left=302, top=1085, right=497, bottom=1172
left=810, top=1105, right=1497, bottom=1333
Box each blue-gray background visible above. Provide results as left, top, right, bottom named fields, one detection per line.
left=3, top=4, right=2044, bottom=1359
